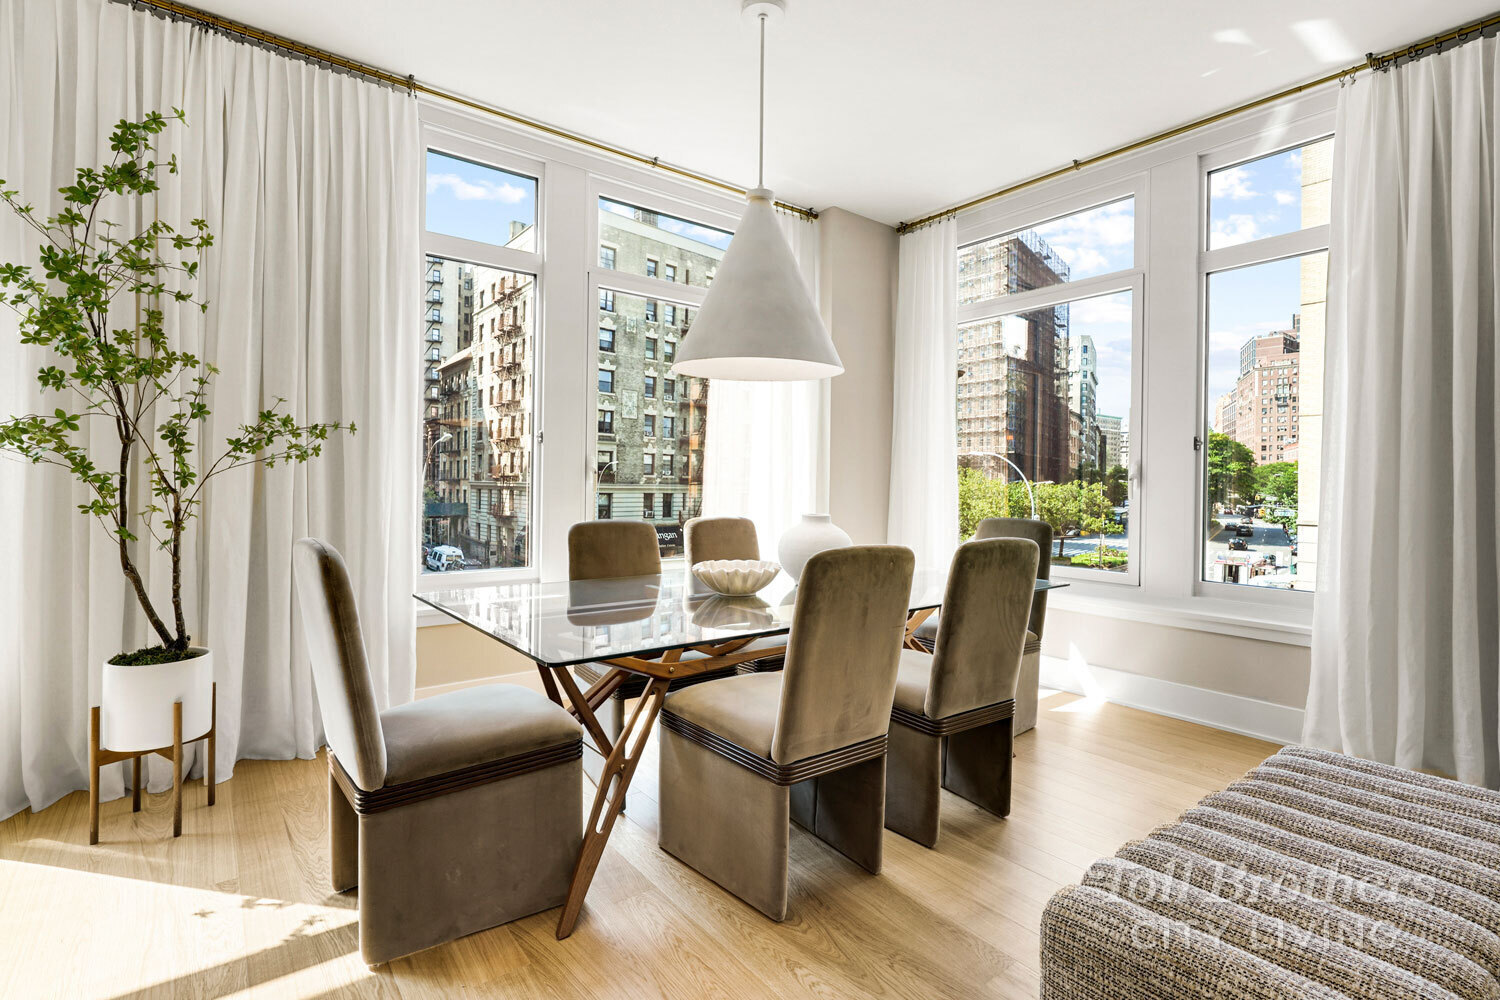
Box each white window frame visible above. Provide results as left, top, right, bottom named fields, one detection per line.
left=952, top=87, right=1336, bottom=644
left=957, top=178, right=1148, bottom=588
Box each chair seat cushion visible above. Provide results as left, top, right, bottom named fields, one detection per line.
left=380, top=683, right=581, bottom=788
left=894, top=643, right=1034, bottom=720
left=662, top=672, right=782, bottom=758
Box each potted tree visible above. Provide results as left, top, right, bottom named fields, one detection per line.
left=0, top=112, right=351, bottom=807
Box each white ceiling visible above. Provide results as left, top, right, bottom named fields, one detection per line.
left=193, top=0, right=1492, bottom=225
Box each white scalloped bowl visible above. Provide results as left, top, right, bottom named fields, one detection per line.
left=690, top=559, right=781, bottom=597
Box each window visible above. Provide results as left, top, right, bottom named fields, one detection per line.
left=644, top=375, right=656, bottom=398
left=1199, top=136, right=1330, bottom=593
left=599, top=289, right=615, bottom=312
left=644, top=454, right=655, bottom=476
left=598, top=494, right=612, bottom=519
left=425, top=151, right=536, bottom=245
left=599, top=326, right=615, bottom=352
left=663, top=304, right=676, bottom=326
left=1208, top=138, right=1333, bottom=249
left=597, top=450, right=612, bottom=471
left=643, top=491, right=656, bottom=518
left=661, top=454, right=673, bottom=477
left=600, top=245, right=616, bottom=269
left=959, top=198, right=1134, bottom=305
left=645, top=337, right=657, bottom=359
left=662, top=415, right=676, bottom=438
left=644, top=414, right=655, bottom=436
left=645, top=300, right=657, bottom=322
left=662, top=493, right=673, bottom=517
left=598, top=198, right=731, bottom=290
left=663, top=340, right=676, bottom=363
left=598, top=409, right=614, bottom=434
left=663, top=377, right=676, bottom=401
left=598, top=368, right=614, bottom=394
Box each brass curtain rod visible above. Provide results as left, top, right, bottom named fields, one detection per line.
left=896, top=10, right=1500, bottom=234
left=115, top=0, right=819, bottom=221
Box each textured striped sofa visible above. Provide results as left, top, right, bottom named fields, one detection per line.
left=1042, top=745, right=1500, bottom=1000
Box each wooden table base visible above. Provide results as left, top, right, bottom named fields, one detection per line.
left=88, top=683, right=217, bottom=844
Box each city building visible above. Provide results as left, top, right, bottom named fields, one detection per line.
left=595, top=202, right=727, bottom=554
left=1213, top=323, right=1302, bottom=464
left=1068, top=334, right=1100, bottom=471
left=1098, top=413, right=1125, bottom=469
left=956, top=230, right=1072, bottom=483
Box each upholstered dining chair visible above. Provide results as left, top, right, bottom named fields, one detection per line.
left=683, top=515, right=785, bottom=672
left=914, top=516, right=1052, bottom=734
left=293, top=538, right=583, bottom=966
left=657, top=545, right=915, bottom=920
left=885, top=537, right=1038, bottom=847
left=568, top=521, right=737, bottom=766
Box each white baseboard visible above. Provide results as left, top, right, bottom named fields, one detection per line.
left=1038, top=653, right=1304, bottom=745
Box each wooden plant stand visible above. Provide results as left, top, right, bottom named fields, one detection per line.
left=88, top=682, right=217, bottom=844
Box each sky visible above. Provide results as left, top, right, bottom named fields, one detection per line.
left=425, top=150, right=536, bottom=244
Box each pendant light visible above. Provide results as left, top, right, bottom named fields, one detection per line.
left=670, top=0, right=843, bottom=381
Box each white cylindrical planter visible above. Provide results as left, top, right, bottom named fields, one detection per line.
left=777, top=513, right=852, bottom=582
left=100, top=648, right=214, bottom=752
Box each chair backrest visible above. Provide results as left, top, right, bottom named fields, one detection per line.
left=771, top=545, right=915, bottom=764
left=684, top=516, right=760, bottom=564
left=976, top=517, right=1052, bottom=638
left=926, top=537, right=1039, bottom=719
left=568, top=521, right=662, bottom=581
left=292, top=538, right=387, bottom=791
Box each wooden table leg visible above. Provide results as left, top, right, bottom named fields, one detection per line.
left=206, top=683, right=216, bottom=807
left=903, top=608, right=935, bottom=650
left=89, top=707, right=101, bottom=845
left=555, top=676, right=670, bottom=939
left=171, top=701, right=183, bottom=838
left=537, top=661, right=563, bottom=706
left=132, top=756, right=142, bottom=813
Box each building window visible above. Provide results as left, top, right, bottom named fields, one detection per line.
left=662, top=415, right=675, bottom=438
left=646, top=258, right=658, bottom=278
left=644, top=414, right=655, bottom=436
left=645, top=300, right=657, bottom=322
left=600, top=245, right=616, bottom=269
left=645, top=337, right=657, bottom=359
left=663, top=340, right=676, bottom=363
left=598, top=494, right=612, bottom=519
left=644, top=375, right=656, bottom=398
left=598, top=409, right=614, bottom=434
left=644, top=454, right=655, bottom=476
left=599, top=289, right=615, bottom=312
left=664, top=303, right=676, bottom=325
left=599, top=326, right=615, bottom=352
left=663, top=378, right=675, bottom=401
left=661, top=493, right=673, bottom=517
left=643, top=491, right=655, bottom=518
left=959, top=197, right=1133, bottom=305
left=596, top=450, right=612, bottom=472
left=598, top=368, right=614, bottom=394
left=661, top=454, right=673, bottom=477
left=425, top=151, right=537, bottom=246
left=664, top=263, right=677, bottom=282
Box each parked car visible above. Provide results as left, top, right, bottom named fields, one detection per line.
left=425, top=544, right=465, bottom=572
left=1235, top=523, right=1254, bottom=537
left=1228, top=537, right=1249, bottom=551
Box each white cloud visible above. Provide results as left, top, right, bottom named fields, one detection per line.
left=1285, top=150, right=1303, bottom=171
left=1210, top=166, right=1258, bottom=201
left=1070, top=294, right=1132, bottom=325
left=1210, top=213, right=1260, bottom=248
left=1273, top=190, right=1296, bottom=206
left=427, top=172, right=528, bottom=204
left=1053, top=245, right=1111, bottom=275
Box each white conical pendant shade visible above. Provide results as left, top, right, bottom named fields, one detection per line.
left=671, top=188, right=843, bottom=381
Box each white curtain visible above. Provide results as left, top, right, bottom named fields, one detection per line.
left=1304, top=36, right=1500, bottom=787
left=887, top=218, right=959, bottom=571
left=0, top=0, right=421, bottom=819
left=701, top=210, right=828, bottom=553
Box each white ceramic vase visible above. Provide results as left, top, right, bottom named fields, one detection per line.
left=777, top=513, right=852, bottom=582
left=100, top=647, right=214, bottom=752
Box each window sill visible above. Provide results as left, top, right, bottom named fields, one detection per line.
left=1047, top=589, right=1312, bottom=647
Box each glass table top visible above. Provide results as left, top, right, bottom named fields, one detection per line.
left=416, top=568, right=1068, bottom=669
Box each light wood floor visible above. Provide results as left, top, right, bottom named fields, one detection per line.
left=0, top=691, right=1276, bottom=999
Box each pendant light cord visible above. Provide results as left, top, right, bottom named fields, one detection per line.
left=757, top=12, right=766, bottom=189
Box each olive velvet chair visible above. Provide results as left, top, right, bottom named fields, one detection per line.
left=568, top=521, right=737, bottom=774
left=914, top=516, right=1052, bottom=734
left=293, top=538, right=583, bottom=966
left=683, top=515, right=786, bottom=672
left=885, top=537, right=1038, bottom=847
left=658, top=545, right=915, bottom=920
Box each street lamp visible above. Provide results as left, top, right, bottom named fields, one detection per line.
left=959, top=451, right=1037, bottom=519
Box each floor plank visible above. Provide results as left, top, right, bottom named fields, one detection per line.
left=0, top=691, right=1276, bottom=999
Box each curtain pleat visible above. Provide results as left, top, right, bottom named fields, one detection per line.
left=0, top=0, right=420, bottom=819
left=1305, top=37, right=1500, bottom=787
left=887, top=218, right=959, bottom=571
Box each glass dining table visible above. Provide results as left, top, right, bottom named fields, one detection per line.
left=416, top=567, right=1067, bottom=939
